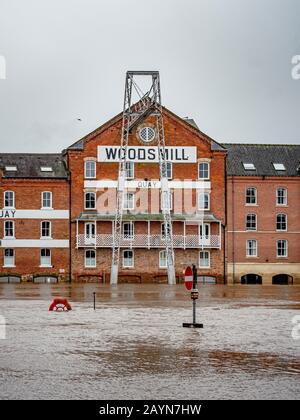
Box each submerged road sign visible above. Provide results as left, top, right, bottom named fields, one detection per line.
left=184, top=266, right=193, bottom=291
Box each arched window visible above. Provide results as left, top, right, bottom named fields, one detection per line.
left=84, top=192, right=96, bottom=209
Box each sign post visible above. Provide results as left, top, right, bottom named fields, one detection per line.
left=183, top=264, right=203, bottom=328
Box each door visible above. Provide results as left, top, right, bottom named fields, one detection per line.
left=85, top=222, right=96, bottom=245
left=199, top=223, right=210, bottom=246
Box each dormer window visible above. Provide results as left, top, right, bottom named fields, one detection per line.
left=273, top=163, right=286, bottom=171
left=243, top=163, right=256, bottom=170
left=5, top=166, right=17, bottom=171
left=40, top=167, right=53, bottom=172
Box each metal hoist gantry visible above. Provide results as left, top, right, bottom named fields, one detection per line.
left=110, top=71, right=176, bottom=285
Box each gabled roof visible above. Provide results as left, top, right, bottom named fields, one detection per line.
left=66, top=105, right=226, bottom=152
left=0, top=153, right=68, bottom=179
left=223, top=143, right=300, bottom=177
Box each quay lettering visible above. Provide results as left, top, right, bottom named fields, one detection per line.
left=0, top=209, right=16, bottom=218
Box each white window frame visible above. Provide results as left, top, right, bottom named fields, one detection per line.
left=246, top=214, right=257, bottom=231
left=123, top=192, right=135, bottom=210
left=276, top=188, right=287, bottom=206
left=85, top=249, right=96, bottom=268
left=246, top=239, right=257, bottom=257
left=3, top=248, right=15, bottom=267
left=4, top=220, right=14, bottom=238
left=123, top=221, right=134, bottom=240
left=123, top=249, right=134, bottom=268
left=4, top=191, right=15, bottom=209
left=161, top=191, right=173, bottom=211
left=41, top=221, right=51, bottom=238
left=276, top=214, right=287, bottom=232
left=198, top=162, right=210, bottom=180
left=40, top=248, right=51, bottom=267
left=166, top=162, right=173, bottom=180
left=42, top=191, right=52, bottom=209
left=84, top=192, right=96, bottom=210
left=198, top=192, right=210, bottom=210
left=199, top=250, right=210, bottom=268
left=159, top=250, right=167, bottom=268
left=273, top=163, right=286, bottom=171
left=277, top=239, right=288, bottom=258
left=125, top=161, right=134, bottom=179
left=84, top=160, right=96, bottom=179
left=245, top=187, right=257, bottom=205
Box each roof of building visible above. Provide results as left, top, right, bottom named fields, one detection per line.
left=223, top=143, right=300, bottom=177
left=0, top=153, right=68, bottom=179
left=75, top=212, right=221, bottom=223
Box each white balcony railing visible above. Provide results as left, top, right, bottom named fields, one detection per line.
left=77, top=234, right=221, bottom=249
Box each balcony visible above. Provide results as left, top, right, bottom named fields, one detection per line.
left=76, top=234, right=221, bottom=249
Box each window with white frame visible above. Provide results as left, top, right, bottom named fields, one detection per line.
left=159, top=250, right=167, bottom=268
left=276, top=214, right=287, bottom=231
left=41, top=221, right=51, bottom=238
left=246, top=239, right=257, bottom=257
left=161, top=191, right=172, bottom=211
left=199, top=223, right=210, bottom=239
left=277, top=239, right=288, bottom=257
left=276, top=188, right=287, bottom=205
left=42, top=192, right=52, bottom=209
left=161, top=222, right=171, bottom=239
left=85, top=249, right=96, bottom=267
left=199, top=251, right=210, bottom=268
left=166, top=162, right=172, bottom=179
left=4, top=220, right=14, bottom=238
left=84, top=160, right=96, bottom=179
left=198, top=192, right=210, bottom=210
left=123, top=250, right=134, bottom=268
left=40, top=249, right=51, bottom=267
left=123, top=192, right=135, bottom=210
left=4, top=191, right=14, bottom=208
left=198, top=162, right=210, bottom=180
left=246, top=187, right=257, bottom=205
left=4, top=249, right=15, bottom=267
left=123, top=222, right=134, bottom=239
left=125, top=161, right=134, bottom=179
left=246, top=214, right=257, bottom=231
left=85, top=192, right=96, bottom=209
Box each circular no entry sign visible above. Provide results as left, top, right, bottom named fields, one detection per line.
left=184, top=266, right=193, bottom=291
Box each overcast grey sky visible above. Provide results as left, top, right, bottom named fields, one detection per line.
left=0, top=0, right=299, bottom=153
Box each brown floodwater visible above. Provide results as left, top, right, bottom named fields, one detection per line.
left=0, top=284, right=299, bottom=400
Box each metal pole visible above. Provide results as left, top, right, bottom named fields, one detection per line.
left=192, top=264, right=197, bottom=324
left=93, top=292, right=96, bottom=310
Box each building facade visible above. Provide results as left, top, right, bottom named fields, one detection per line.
left=0, top=112, right=299, bottom=285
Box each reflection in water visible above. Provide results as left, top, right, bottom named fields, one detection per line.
left=0, top=284, right=299, bottom=399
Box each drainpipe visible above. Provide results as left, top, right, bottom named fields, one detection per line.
left=232, top=176, right=235, bottom=284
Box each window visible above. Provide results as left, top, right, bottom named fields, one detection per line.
left=166, top=162, right=172, bottom=180
left=40, top=167, right=53, bottom=172
left=273, top=163, right=286, bottom=171
left=85, top=249, right=96, bottom=267
left=123, top=250, right=134, bottom=268
left=4, top=249, right=15, bottom=267
left=246, top=214, right=257, bottom=231
left=198, top=192, right=210, bottom=210
left=243, top=163, right=256, bottom=170
left=4, top=191, right=14, bottom=208
left=159, top=250, right=167, bottom=268
left=123, top=222, right=134, bottom=239
left=161, top=191, right=173, bottom=211
left=40, top=249, right=51, bottom=267
left=5, top=166, right=17, bottom=171
left=277, top=240, right=288, bottom=257
left=125, top=162, right=134, bottom=179
left=84, top=161, right=96, bottom=179
left=276, top=188, right=287, bottom=205
left=199, top=223, right=210, bottom=240
left=4, top=220, right=14, bottom=238
left=246, top=240, right=257, bottom=257
left=123, top=192, right=134, bottom=210
left=246, top=187, right=257, bottom=205
left=85, top=192, right=96, bottom=209
left=42, top=192, right=52, bottom=209
left=139, top=126, right=155, bottom=142
left=199, top=251, right=210, bottom=268
left=41, top=221, right=51, bottom=238
left=198, top=162, right=210, bottom=179
left=276, top=214, right=287, bottom=231
left=161, top=222, right=171, bottom=239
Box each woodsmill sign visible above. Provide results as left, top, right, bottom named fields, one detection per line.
left=98, top=146, right=197, bottom=163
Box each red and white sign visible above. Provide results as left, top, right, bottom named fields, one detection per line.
left=184, top=266, right=193, bottom=291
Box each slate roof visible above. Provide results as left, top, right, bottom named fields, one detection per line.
left=0, top=154, right=68, bottom=179
left=223, top=143, right=300, bottom=177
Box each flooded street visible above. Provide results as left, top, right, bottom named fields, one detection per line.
left=0, top=284, right=299, bottom=400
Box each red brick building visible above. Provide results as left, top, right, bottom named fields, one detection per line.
left=0, top=154, right=70, bottom=283
left=66, top=107, right=227, bottom=283
left=225, top=144, right=300, bottom=285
